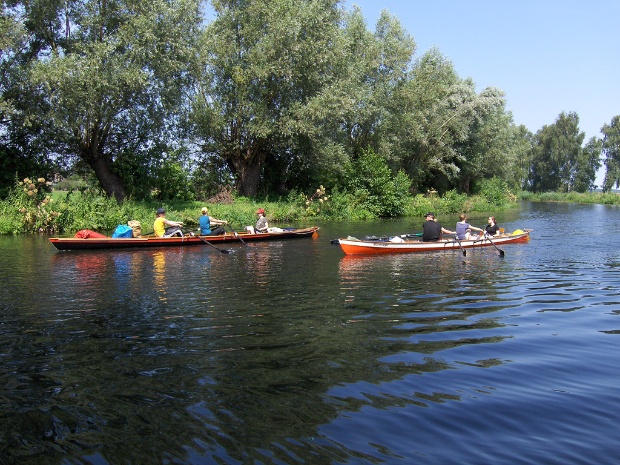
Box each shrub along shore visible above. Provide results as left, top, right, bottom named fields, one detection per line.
left=1, top=177, right=618, bottom=236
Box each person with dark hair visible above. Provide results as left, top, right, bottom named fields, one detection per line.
left=153, top=208, right=184, bottom=238
left=422, top=212, right=455, bottom=242
left=485, top=216, right=500, bottom=236
left=199, top=207, right=227, bottom=235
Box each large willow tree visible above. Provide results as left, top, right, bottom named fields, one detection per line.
left=191, top=0, right=342, bottom=196
left=15, top=0, right=202, bottom=201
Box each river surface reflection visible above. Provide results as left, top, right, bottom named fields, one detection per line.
left=1, top=202, right=620, bottom=464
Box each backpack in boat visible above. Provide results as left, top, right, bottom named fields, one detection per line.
left=127, top=220, right=141, bottom=237
left=112, top=224, right=134, bottom=238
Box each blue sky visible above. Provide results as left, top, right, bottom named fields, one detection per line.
left=343, top=0, right=620, bottom=183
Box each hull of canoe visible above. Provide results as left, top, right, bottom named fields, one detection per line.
left=50, top=227, right=319, bottom=251
left=338, top=232, right=530, bottom=255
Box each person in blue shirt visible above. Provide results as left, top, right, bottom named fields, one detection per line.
left=455, top=214, right=484, bottom=240
left=199, top=207, right=228, bottom=235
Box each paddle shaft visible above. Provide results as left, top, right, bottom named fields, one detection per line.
left=485, top=233, right=505, bottom=256
left=198, top=235, right=231, bottom=254
left=454, top=235, right=467, bottom=256
left=226, top=224, right=247, bottom=244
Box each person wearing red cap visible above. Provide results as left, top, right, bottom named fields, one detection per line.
left=246, top=208, right=269, bottom=234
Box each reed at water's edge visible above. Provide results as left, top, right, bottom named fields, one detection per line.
left=518, top=190, right=620, bottom=205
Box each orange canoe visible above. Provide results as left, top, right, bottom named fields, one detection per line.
left=338, top=230, right=530, bottom=255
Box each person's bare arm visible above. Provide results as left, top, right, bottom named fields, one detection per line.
left=164, top=219, right=183, bottom=227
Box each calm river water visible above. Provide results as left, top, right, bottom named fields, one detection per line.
left=1, top=201, right=620, bottom=464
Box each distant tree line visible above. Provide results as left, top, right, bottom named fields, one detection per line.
left=1, top=0, right=619, bottom=203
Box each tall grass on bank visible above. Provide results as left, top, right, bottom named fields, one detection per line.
left=518, top=190, right=620, bottom=205
left=1, top=177, right=518, bottom=235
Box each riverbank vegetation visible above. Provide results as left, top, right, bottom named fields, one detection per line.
left=518, top=190, right=620, bottom=205
left=2, top=0, right=620, bottom=235
left=2, top=173, right=618, bottom=235
left=0, top=172, right=517, bottom=234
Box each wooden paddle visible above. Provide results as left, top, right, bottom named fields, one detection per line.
left=484, top=232, right=505, bottom=257
left=197, top=235, right=232, bottom=254
left=226, top=224, right=247, bottom=245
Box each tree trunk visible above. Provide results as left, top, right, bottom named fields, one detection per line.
left=89, top=155, right=127, bottom=202
left=229, top=149, right=266, bottom=197
left=79, top=124, right=127, bottom=202
left=460, top=178, right=471, bottom=194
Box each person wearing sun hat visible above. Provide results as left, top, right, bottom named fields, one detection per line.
left=199, top=206, right=228, bottom=236
left=422, top=212, right=455, bottom=242
left=246, top=208, right=269, bottom=234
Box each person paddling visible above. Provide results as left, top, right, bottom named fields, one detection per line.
left=422, top=212, right=455, bottom=242
left=199, top=207, right=228, bottom=236
left=456, top=214, right=484, bottom=240
left=153, top=208, right=183, bottom=237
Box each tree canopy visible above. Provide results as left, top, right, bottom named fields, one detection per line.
left=0, top=0, right=611, bottom=203
left=5, top=0, right=202, bottom=200
left=528, top=112, right=601, bottom=193
left=602, top=116, right=620, bottom=191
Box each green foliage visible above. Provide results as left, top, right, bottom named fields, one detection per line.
left=476, top=177, right=513, bottom=206
left=344, top=149, right=411, bottom=218
left=190, top=157, right=233, bottom=201
left=438, top=189, right=468, bottom=213
left=192, top=0, right=343, bottom=196
left=528, top=112, right=594, bottom=193
left=574, top=137, right=602, bottom=192
left=602, top=115, right=620, bottom=191
left=1, top=176, right=60, bottom=233
left=517, top=190, right=620, bottom=205
left=289, top=186, right=330, bottom=217
left=408, top=193, right=437, bottom=218
left=17, top=0, right=204, bottom=201
left=52, top=175, right=89, bottom=191
left=152, top=156, right=194, bottom=201
left=3, top=0, right=612, bottom=203
left=405, top=187, right=516, bottom=219
left=53, top=191, right=145, bottom=232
